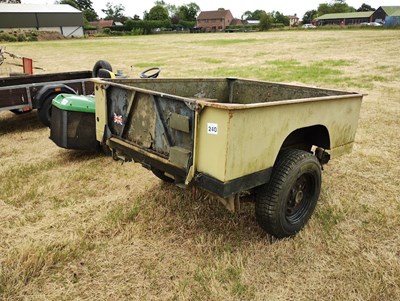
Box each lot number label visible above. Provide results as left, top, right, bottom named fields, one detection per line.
left=207, top=123, right=218, bottom=135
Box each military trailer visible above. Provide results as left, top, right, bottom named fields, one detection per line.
left=88, top=77, right=363, bottom=238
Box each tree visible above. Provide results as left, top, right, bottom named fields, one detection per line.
left=145, top=4, right=169, bottom=21
left=83, top=9, right=98, bottom=22
left=317, top=0, right=355, bottom=16
left=56, top=0, right=95, bottom=11
left=150, top=0, right=180, bottom=17
left=56, top=0, right=77, bottom=8
left=177, top=2, right=200, bottom=21
left=357, top=3, right=375, bottom=12
left=272, top=11, right=290, bottom=26
left=55, top=0, right=98, bottom=21
left=154, top=0, right=166, bottom=6
left=241, top=9, right=267, bottom=20
left=259, top=12, right=273, bottom=30
left=101, top=2, right=126, bottom=22
left=302, top=9, right=317, bottom=24
left=166, top=4, right=178, bottom=17
left=144, top=1, right=200, bottom=23
left=241, top=11, right=252, bottom=20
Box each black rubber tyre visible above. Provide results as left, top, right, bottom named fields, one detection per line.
left=37, top=94, right=57, bottom=127
left=97, top=68, right=115, bottom=79
left=151, top=168, right=175, bottom=183
left=92, top=60, right=113, bottom=77
left=255, top=149, right=322, bottom=238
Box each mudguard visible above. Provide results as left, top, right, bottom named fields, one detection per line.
left=34, top=84, right=77, bottom=108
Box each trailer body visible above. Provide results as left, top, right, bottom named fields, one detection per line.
left=92, top=77, right=363, bottom=237
left=95, top=78, right=362, bottom=194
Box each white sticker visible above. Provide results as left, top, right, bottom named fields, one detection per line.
left=61, top=98, right=69, bottom=106
left=207, top=123, right=218, bottom=135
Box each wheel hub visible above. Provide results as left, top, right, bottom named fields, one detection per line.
left=286, top=175, right=309, bottom=216
left=295, top=190, right=304, bottom=204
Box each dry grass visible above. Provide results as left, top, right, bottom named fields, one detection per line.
left=1, top=30, right=399, bottom=300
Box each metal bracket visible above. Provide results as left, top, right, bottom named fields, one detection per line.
left=315, top=147, right=331, bottom=165
left=217, top=194, right=240, bottom=213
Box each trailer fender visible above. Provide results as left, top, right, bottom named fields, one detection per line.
left=279, top=125, right=331, bottom=164
left=35, top=84, right=77, bottom=127
left=34, top=84, right=77, bottom=109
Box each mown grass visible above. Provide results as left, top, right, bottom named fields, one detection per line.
left=106, top=199, right=142, bottom=227
left=192, top=38, right=258, bottom=46
left=0, top=239, right=95, bottom=297
left=208, top=58, right=392, bottom=88
left=190, top=32, right=396, bottom=89
left=198, top=57, right=224, bottom=64
left=0, top=161, right=55, bottom=207
left=0, top=30, right=399, bottom=300
left=134, top=62, right=165, bottom=68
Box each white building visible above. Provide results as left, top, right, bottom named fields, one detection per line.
left=0, top=4, right=84, bottom=37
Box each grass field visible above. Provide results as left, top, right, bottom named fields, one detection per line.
left=1, top=30, right=399, bottom=300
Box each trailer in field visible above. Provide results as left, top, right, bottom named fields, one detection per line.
left=0, top=60, right=112, bottom=126
left=52, top=77, right=364, bottom=238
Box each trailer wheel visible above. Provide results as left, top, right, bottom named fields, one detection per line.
left=37, top=94, right=56, bottom=127
left=151, top=168, right=175, bottom=183
left=92, top=60, right=113, bottom=77
left=255, top=149, right=321, bottom=238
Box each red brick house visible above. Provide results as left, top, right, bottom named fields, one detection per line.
left=196, top=10, right=234, bottom=32
left=89, top=20, right=123, bottom=28
left=288, top=14, right=299, bottom=27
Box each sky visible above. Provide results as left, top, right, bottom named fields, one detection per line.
left=21, top=0, right=396, bottom=19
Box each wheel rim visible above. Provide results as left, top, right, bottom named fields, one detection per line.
left=285, top=173, right=315, bottom=224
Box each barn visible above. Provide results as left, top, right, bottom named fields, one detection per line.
left=0, top=4, right=84, bottom=37
left=373, top=6, right=400, bottom=26
left=315, top=11, right=374, bottom=26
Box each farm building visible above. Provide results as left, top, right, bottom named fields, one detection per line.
left=196, top=10, right=234, bottom=32
left=373, top=6, right=400, bottom=25
left=89, top=20, right=124, bottom=28
left=288, top=14, right=300, bottom=27
left=315, top=11, right=374, bottom=26
left=0, top=4, right=84, bottom=37
left=229, top=18, right=244, bottom=26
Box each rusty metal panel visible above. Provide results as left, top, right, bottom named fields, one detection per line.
left=170, top=113, right=190, bottom=133
left=97, top=80, right=197, bottom=172
left=125, top=92, right=156, bottom=149
left=152, top=95, right=194, bottom=156
left=110, top=78, right=230, bottom=101
left=169, top=146, right=191, bottom=168
left=230, top=79, right=352, bottom=104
